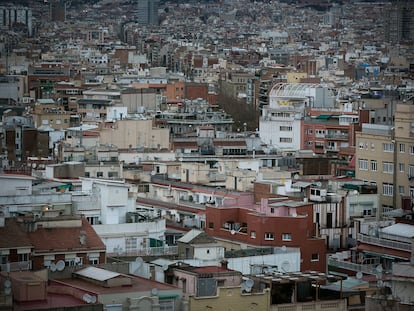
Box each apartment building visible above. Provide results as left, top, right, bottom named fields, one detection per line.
left=355, top=103, right=414, bottom=210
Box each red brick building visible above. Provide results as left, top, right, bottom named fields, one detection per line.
left=0, top=215, right=106, bottom=272
left=205, top=197, right=326, bottom=272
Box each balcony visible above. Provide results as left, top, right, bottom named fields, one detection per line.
left=357, top=234, right=411, bottom=251
left=325, top=134, right=349, bottom=140
left=0, top=261, right=32, bottom=272
left=107, top=246, right=178, bottom=258
left=270, top=299, right=347, bottom=311
left=327, top=256, right=383, bottom=276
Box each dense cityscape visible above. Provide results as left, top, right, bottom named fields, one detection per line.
left=0, top=0, right=413, bottom=310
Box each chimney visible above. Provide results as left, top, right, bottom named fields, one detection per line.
left=220, top=260, right=228, bottom=269
left=0, top=212, right=5, bottom=227
left=79, top=230, right=87, bottom=245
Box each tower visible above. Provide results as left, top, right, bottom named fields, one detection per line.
left=137, top=0, right=159, bottom=26
left=49, top=0, right=66, bottom=22
left=385, top=0, right=414, bottom=44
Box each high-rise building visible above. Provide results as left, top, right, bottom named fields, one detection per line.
left=137, top=0, right=159, bottom=26
left=49, top=0, right=66, bottom=22
left=385, top=0, right=414, bottom=43
left=0, top=6, right=33, bottom=37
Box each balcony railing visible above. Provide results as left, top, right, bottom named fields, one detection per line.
left=357, top=234, right=411, bottom=251
left=270, top=299, right=347, bottom=311
left=327, top=257, right=384, bottom=276
left=325, top=134, right=349, bottom=140
left=0, top=261, right=32, bottom=272
left=107, top=246, right=178, bottom=258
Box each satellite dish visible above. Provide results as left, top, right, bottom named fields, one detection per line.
left=281, top=245, right=287, bottom=252
left=4, top=280, right=11, bottom=288
left=281, top=261, right=290, bottom=272
left=151, top=288, right=158, bottom=296
left=294, top=174, right=300, bottom=180
left=135, top=257, right=143, bottom=268
left=56, top=260, right=65, bottom=271
left=356, top=271, right=363, bottom=279
left=245, top=279, right=254, bottom=288
left=50, top=262, right=57, bottom=272
left=83, top=293, right=92, bottom=303
left=230, top=229, right=236, bottom=235
left=377, top=280, right=384, bottom=287
left=90, top=295, right=97, bottom=303
left=376, top=265, right=383, bottom=273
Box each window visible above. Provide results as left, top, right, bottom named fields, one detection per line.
left=89, top=258, right=99, bottom=265
left=311, top=253, right=319, bottom=261
left=410, top=186, right=414, bottom=198
left=358, top=159, right=368, bottom=170
left=359, top=142, right=364, bottom=149
left=400, top=143, right=405, bottom=152
left=371, top=160, right=377, bottom=171
left=250, top=231, right=256, bottom=238
left=86, top=216, right=99, bottom=225
left=383, top=143, right=394, bottom=152
left=125, top=238, right=137, bottom=252
left=270, top=207, right=274, bottom=213
left=279, top=137, right=292, bottom=143
left=280, top=126, right=292, bottom=131
left=382, top=183, right=393, bottom=196
left=209, top=222, right=214, bottom=229
left=97, top=171, right=103, bottom=177
left=363, top=209, right=372, bottom=216
left=265, top=232, right=274, bottom=240
left=18, top=253, right=29, bottom=262
left=400, top=163, right=405, bottom=172
left=282, top=233, right=292, bottom=241
left=410, top=145, right=414, bottom=155
left=399, top=186, right=405, bottom=195
left=409, top=165, right=414, bottom=178
left=108, top=172, right=118, bottom=178
left=159, top=299, right=175, bottom=311
left=383, top=162, right=394, bottom=174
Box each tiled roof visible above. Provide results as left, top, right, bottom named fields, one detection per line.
left=29, top=217, right=106, bottom=254
left=0, top=218, right=33, bottom=250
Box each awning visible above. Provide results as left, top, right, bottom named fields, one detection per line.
left=316, top=114, right=332, bottom=120
left=292, top=181, right=313, bottom=188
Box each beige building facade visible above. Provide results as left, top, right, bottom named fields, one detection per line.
left=99, top=119, right=170, bottom=150
left=355, top=103, right=414, bottom=210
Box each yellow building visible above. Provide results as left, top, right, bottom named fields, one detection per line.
left=187, top=286, right=270, bottom=311
left=355, top=103, right=414, bottom=210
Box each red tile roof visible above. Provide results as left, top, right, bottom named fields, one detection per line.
left=28, top=217, right=106, bottom=253
left=0, top=218, right=33, bottom=249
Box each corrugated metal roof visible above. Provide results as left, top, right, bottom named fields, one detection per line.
left=381, top=223, right=414, bottom=238
left=177, top=229, right=203, bottom=243
left=74, top=266, right=120, bottom=281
